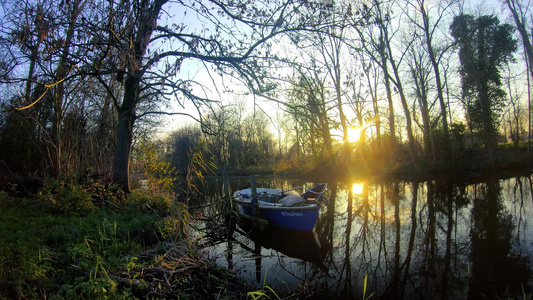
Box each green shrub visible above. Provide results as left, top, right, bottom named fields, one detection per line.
left=126, top=190, right=173, bottom=211
left=37, top=177, right=131, bottom=213
left=157, top=201, right=193, bottom=241
left=38, top=178, right=96, bottom=213
left=53, top=276, right=133, bottom=300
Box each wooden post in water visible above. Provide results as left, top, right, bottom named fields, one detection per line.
left=250, top=174, right=258, bottom=215
left=250, top=174, right=259, bottom=228
left=250, top=174, right=258, bottom=202
left=223, top=163, right=235, bottom=236
left=311, top=229, right=322, bottom=248
left=222, top=164, right=229, bottom=198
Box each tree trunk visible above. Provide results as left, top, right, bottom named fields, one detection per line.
left=335, top=77, right=351, bottom=166
left=295, top=123, right=301, bottom=163
left=365, top=61, right=382, bottom=157
left=316, top=88, right=334, bottom=163
left=50, top=0, right=83, bottom=177
left=420, top=2, right=451, bottom=156
left=416, top=77, right=432, bottom=158
left=112, top=87, right=137, bottom=191
left=476, top=25, right=495, bottom=161
left=409, top=49, right=433, bottom=159
left=24, top=42, right=40, bottom=102
left=328, top=37, right=350, bottom=167
left=319, top=25, right=347, bottom=167
left=111, top=0, right=167, bottom=192
left=382, top=36, right=417, bottom=165
left=396, top=84, right=418, bottom=165
left=379, top=33, right=397, bottom=155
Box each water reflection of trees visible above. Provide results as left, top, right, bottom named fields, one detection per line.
left=200, top=176, right=533, bottom=298
left=469, top=177, right=532, bottom=298
left=312, top=176, right=533, bottom=299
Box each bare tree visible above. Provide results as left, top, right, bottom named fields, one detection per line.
left=318, top=2, right=351, bottom=165
left=405, top=0, right=457, bottom=157
left=4, top=0, right=96, bottom=176
left=502, top=63, right=526, bottom=147
left=407, top=38, right=434, bottom=159
left=354, top=0, right=417, bottom=164
left=351, top=2, right=399, bottom=158
left=503, top=0, right=533, bottom=152
left=376, top=1, right=417, bottom=165
left=345, top=72, right=373, bottom=163
left=286, top=70, right=334, bottom=163
left=361, top=53, right=384, bottom=157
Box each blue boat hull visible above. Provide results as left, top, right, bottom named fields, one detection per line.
left=234, top=201, right=320, bottom=231
left=233, top=185, right=327, bottom=232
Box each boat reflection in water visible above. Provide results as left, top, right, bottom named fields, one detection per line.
left=217, top=221, right=329, bottom=287
left=241, top=222, right=327, bottom=265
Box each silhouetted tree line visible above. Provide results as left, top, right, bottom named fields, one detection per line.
left=163, top=107, right=276, bottom=176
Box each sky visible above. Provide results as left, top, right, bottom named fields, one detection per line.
left=149, top=0, right=527, bottom=139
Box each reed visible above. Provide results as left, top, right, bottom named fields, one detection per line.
left=247, top=268, right=281, bottom=300
left=363, top=274, right=374, bottom=300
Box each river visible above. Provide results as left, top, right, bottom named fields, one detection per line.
left=192, top=174, right=533, bottom=299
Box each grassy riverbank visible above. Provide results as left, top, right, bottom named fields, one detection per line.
left=0, top=178, right=257, bottom=299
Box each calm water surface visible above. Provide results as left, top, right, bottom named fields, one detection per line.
left=195, top=174, right=533, bottom=299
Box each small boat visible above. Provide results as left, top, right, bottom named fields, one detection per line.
left=232, top=183, right=327, bottom=231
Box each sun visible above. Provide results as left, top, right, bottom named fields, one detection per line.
left=352, top=183, right=364, bottom=195
left=347, top=127, right=361, bottom=143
